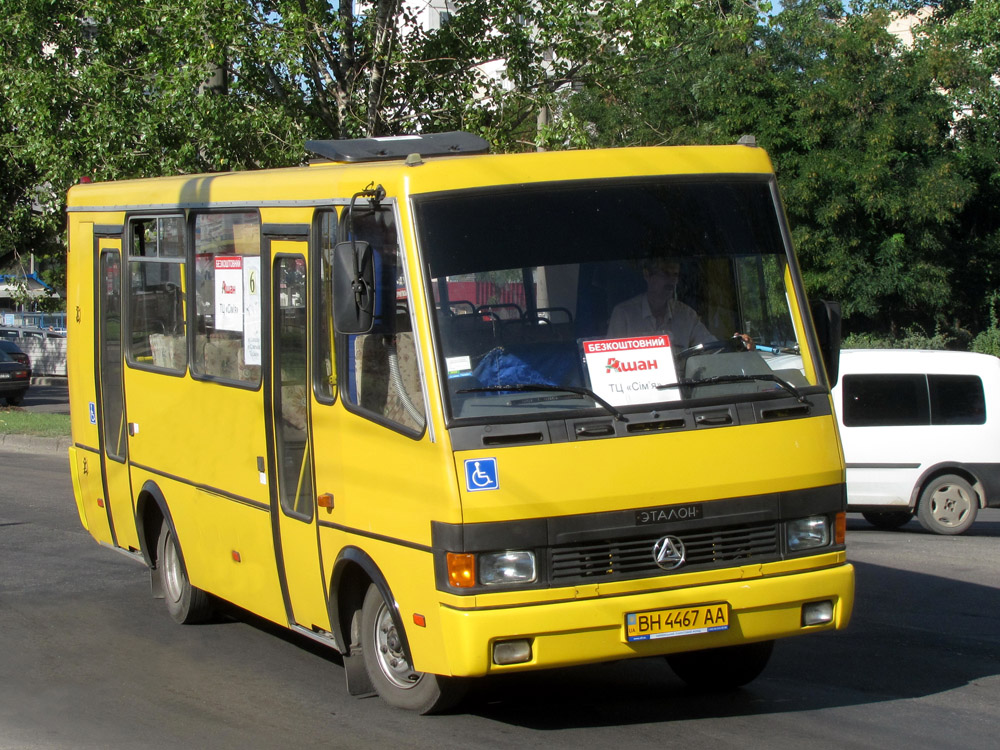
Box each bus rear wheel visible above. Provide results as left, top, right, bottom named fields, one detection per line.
left=359, top=584, right=466, bottom=714
left=666, top=640, right=774, bottom=690
left=156, top=521, right=214, bottom=624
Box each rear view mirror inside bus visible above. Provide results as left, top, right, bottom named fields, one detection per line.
left=333, top=240, right=375, bottom=334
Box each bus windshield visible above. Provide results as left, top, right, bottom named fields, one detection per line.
left=415, top=176, right=812, bottom=423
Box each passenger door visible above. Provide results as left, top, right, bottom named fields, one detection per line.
left=96, top=240, right=140, bottom=551
left=267, top=243, right=329, bottom=631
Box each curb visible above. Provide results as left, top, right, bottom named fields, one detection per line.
left=0, top=433, right=72, bottom=456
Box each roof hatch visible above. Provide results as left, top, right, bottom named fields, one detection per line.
left=305, top=131, right=489, bottom=163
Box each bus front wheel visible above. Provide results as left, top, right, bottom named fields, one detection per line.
left=666, top=640, right=774, bottom=690
left=359, top=584, right=466, bottom=714
left=156, top=521, right=213, bottom=624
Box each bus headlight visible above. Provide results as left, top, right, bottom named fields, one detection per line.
left=787, top=516, right=831, bottom=551
left=479, top=551, right=536, bottom=585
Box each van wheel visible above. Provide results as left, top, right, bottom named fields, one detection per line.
left=917, top=475, right=978, bottom=535
left=666, top=640, right=774, bottom=690
left=861, top=511, right=912, bottom=530
left=156, top=521, right=214, bottom=624
left=359, top=584, right=466, bottom=713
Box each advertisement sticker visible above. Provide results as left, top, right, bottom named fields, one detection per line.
left=582, top=335, right=680, bottom=406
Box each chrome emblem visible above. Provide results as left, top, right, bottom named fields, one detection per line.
left=652, top=535, right=686, bottom=570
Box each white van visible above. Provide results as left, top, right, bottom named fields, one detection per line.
left=832, top=349, right=1000, bottom=534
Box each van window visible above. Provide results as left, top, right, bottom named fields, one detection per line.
left=929, top=374, right=985, bottom=425
left=841, top=374, right=929, bottom=427
left=842, top=372, right=986, bottom=427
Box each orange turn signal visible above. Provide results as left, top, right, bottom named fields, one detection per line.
left=835, top=512, right=846, bottom=545
left=446, top=553, right=476, bottom=588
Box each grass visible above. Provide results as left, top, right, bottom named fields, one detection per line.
left=0, top=407, right=72, bottom=438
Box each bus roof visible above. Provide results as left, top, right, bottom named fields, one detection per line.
left=66, top=138, right=776, bottom=212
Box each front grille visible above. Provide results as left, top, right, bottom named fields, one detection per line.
left=549, top=521, right=780, bottom=583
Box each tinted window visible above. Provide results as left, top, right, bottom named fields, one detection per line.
left=841, top=374, right=929, bottom=427
left=929, top=375, right=985, bottom=425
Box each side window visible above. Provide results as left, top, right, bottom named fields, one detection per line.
left=339, top=208, right=425, bottom=433
left=929, top=375, right=986, bottom=425
left=192, top=212, right=262, bottom=385
left=841, top=374, right=929, bottom=427
left=127, top=216, right=186, bottom=371
left=315, top=210, right=337, bottom=402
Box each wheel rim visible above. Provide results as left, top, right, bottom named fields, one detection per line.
left=162, top=530, right=184, bottom=605
left=372, top=600, right=421, bottom=690
left=928, top=484, right=973, bottom=528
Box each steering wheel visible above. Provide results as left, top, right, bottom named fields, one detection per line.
left=677, top=335, right=747, bottom=360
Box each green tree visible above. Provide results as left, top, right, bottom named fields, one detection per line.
left=569, top=0, right=978, bottom=339
left=923, top=0, right=1000, bottom=339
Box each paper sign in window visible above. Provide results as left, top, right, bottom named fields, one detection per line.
left=582, top=336, right=680, bottom=406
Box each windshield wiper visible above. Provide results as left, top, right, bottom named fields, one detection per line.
left=657, top=374, right=810, bottom=404
left=458, top=384, right=629, bottom=422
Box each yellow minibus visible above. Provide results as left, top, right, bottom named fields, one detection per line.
left=66, top=132, right=853, bottom=713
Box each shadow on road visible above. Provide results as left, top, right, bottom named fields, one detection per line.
left=454, top=558, right=1000, bottom=726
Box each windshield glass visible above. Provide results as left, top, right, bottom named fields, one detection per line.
left=415, top=177, right=812, bottom=423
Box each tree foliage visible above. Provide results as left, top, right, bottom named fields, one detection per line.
left=569, top=0, right=1000, bottom=340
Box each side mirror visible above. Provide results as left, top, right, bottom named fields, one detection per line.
left=332, top=240, right=375, bottom=334
left=810, top=299, right=842, bottom=386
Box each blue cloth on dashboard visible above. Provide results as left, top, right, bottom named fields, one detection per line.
left=472, top=345, right=578, bottom=387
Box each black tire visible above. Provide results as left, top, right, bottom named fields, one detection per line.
left=359, top=584, right=466, bottom=714
left=156, top=521, right=214, bottom=624
left=5, top=392, right=25, bottom=406
left=862, top=510, right=913, bottom=531
left=666, top=640, right=774, bottom=690
left=917, top=474, right=978, bottom=535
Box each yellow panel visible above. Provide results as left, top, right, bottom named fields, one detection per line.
left=455, top=416, right=844, bottom=524
left=431, top=562, right=854, bottom=677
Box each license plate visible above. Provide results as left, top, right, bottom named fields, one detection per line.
left=0, top=372, right=10, bottom=379
left=625, top=603, right=729, bottom=642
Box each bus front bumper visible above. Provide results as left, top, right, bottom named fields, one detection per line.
left=432, top=561, right=854, bottom=677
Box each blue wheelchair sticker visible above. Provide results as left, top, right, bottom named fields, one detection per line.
left=89, top=402, right=97, bottom=425
left=465, top=458, right=499, bottom=492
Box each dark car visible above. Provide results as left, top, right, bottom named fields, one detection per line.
left=0, top=339, right=31, bottom=377
left=0, top=348, right=31, bottom=405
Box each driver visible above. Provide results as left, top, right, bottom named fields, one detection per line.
left=606, top=258, right=753, bottom=350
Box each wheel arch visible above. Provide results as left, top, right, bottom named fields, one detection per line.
left=134, top=480, right=180, bottom=599
left=910, top=463, right=985, bottom=510
left=329, top=546, right=410, bottom=661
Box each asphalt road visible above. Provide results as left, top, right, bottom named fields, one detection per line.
left=2, top=450, right=999, bottom=749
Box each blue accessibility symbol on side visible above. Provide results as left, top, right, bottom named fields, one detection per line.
left=465, top=458, right=499, bottom=492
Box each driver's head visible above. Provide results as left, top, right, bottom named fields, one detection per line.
left=642, top=258, right=680, bottom=297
